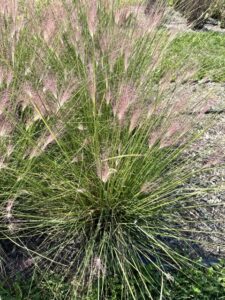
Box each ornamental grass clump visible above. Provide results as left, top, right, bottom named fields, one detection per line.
left=0, top=0, right=223, bottom=299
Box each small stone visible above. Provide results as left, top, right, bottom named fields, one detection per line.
left=206, top=18, right=218, bottom=26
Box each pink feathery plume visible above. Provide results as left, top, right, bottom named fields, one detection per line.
left=87, top=1, right=98, bottom=37
left=43, top=74, right=58, bottom=98
left=6, top=70, right=13, bottom=87
left=11, top=0, right=18, bottom=22
left=0, top=68, right=13, bottom=87
left=92, top=257, right=106, bottom=276
left=97, top=159, right=110, bottom=183
left=4, top=197, right=18, bottom=233
left=159, top=137, right=175, bottom=149
left=0, top=91, right=10, bottom=115
left=70, top=10, right=81, bottom=42
left=165, top=121, right=184, bottom=138
left=57, top=80, right=77, bottom=110
left=99, top=31, right=110, bottom=53
left=58, top=88, right=72, bottom=109
left=0, top=0, right=17, bottom=17
left=96, top=154, right=116, bottom=183
left=19, top=258, right=34, bottom=272
left=115, top=8, right=131, bottom=26
left=22, top=83, right=36, bottom=107
left=115, top=83, right=136, bottom=124
left=41, top=2, right=66, bottom=43
left=29, top=122, right=63, bottom=158
left=23, top=83, right=50, bottom=118
left=129, top=108, right=141, bottom=133
left=160, top=120, right=187, bottom=148
left=148, top=130, right=161, bottom=148
left=11, top=9, right=24, bottom=43
left=42, top=14, right=56, bottom=43
left=29, top=132, right=55, bottom=159
left=5, top=199, right=14, bottom=219
left=8, top=223, right=17, bottom=233
left=140, top=4, right=164, bottom=34
left=41, top=133, right=56, bottom=152
left=0, top=0, right=7, bottom=15
left=0, top=115, right=14, bottom=137
left=109, top=43, right=123, bottom=72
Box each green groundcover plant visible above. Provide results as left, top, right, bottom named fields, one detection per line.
left=1, top=259, right=225, bottom=299
left=158, top=31, right=225, bottom=83
left=0, top=0, right=224, bottom=299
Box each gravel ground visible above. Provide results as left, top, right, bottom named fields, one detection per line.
left=168, top=79, right=225, bottom=259
left=186, top=113, right=225, bottom=259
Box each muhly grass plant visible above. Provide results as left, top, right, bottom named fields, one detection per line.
left=0, top=0, right=224, bottom=299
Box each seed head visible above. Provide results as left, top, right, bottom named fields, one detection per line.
left=129, top=108, right=141, bottom=133
left=8, top=223, right=17, bottom=233
left=165, top=121, right=183, bottom=138
left=70, top=10, right=81, bottom=42
left=92, top=256, right=106, bottom=276
left=41, top=2, right=65, bottom=43
left=19, top=258, right=34, bottom=271
left=0, top=0, right=17, bottom=18
left=29, top=131, right=56, bottom=159
left=115, top=8, right=131, bottom=26
left=6, top=199, right=14, bottom=213
left=23, top=83, right=50, bottom=118
left=6, top=70, right=13, bottom=87
left=0, top=115, right=14, bottom=137
left=96, top=152, right=116, bottom=183
left=43, top=74, right=58, bottom=98
left=115, top=83, right=136, bottom=123
left=97, top=160, right=110, bottom=183
left=0, top=90, right=10, bottom=115
left=87, top=1, right=97, bottom=37
left=57, top=81, right=77, bottom=110
left=148, top=130, right=160, bottom=148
